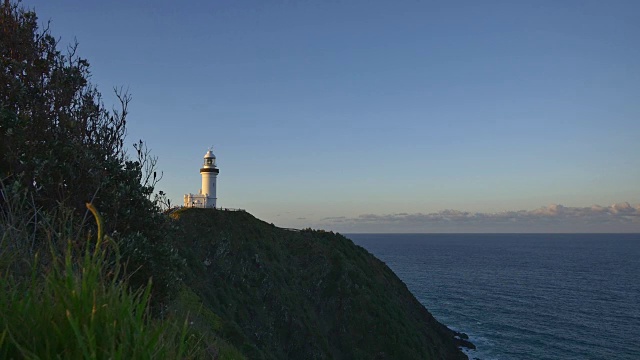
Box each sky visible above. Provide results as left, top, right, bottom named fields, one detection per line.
left=24, top=0, right=640, bottom=232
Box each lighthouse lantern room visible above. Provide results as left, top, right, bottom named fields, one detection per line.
left=184, top=149, right=219, bottom=208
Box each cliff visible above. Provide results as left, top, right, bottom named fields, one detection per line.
left=169, top=208, right=470, bottom=359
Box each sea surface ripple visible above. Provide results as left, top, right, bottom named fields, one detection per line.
left=348, top=233, right=640, bottom=360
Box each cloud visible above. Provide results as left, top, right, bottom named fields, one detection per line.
left=317, top=203, right=640, bottom=233
left=320, top=216, right=347, bottom=223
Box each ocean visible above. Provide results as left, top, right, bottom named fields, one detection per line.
left=347, top=234, right=640, bottom=360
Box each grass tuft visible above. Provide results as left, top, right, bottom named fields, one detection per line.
left=0, top=203, right=204, bottom=359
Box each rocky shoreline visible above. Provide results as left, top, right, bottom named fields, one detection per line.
left=453, top=330, right=477, bottom=351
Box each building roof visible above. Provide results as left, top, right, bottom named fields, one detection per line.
left=204, top=149, right=216, bottom=159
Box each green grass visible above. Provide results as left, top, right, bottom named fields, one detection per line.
left=0, top=204, right=205, bottom=359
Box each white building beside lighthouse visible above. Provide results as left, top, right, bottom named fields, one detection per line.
left=184, top=149, right=219, bottom=208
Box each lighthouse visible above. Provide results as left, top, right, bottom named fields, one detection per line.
left=184, top=149, right=219, bottom=208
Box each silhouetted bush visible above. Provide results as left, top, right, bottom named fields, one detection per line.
left=0, top=0, right=180, bottom=304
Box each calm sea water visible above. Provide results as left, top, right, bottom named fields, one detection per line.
left=347, top=234, right=640, bottom=360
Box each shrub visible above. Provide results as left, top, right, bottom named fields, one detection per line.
left=1, top=0, right=181, bottom=304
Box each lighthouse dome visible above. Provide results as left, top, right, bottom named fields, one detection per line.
left=204, top=150, right=216, bottom=159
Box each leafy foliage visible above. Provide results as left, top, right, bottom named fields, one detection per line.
left=1, top=0, right=126, bottom=212
left=0, top=1, right=181, bottom=303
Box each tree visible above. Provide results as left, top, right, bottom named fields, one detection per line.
left=0, top=1, right=182, bottom=303
left=1, top=0, right=126, bottom=212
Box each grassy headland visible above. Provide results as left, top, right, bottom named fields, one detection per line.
left=0, top=202, right=472, bottom=359
left=168, top=207, right=470, bottom=359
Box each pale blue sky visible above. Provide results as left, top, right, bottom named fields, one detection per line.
left=26, top=0, right=640, bottom=231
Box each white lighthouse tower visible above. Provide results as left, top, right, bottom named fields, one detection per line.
left=184, top=149, right=219, bottom=208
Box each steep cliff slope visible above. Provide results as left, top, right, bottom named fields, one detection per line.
left=171, top=208, right=468, bottom=359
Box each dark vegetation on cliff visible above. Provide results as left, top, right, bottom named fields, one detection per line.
left=1, top=2, right=469, bottom=358
left=171, top=208, right=469, bottom=359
